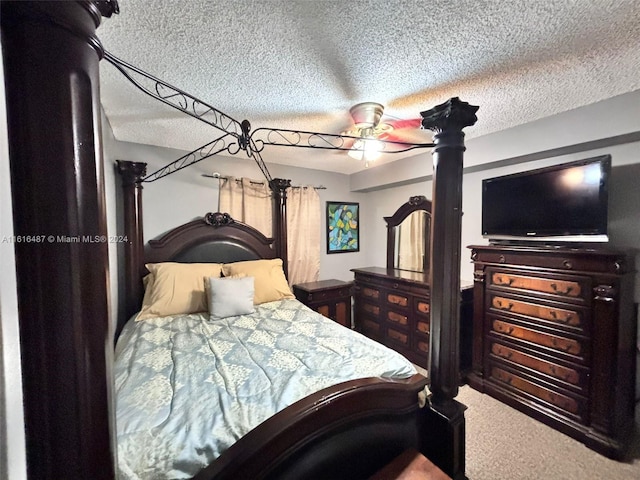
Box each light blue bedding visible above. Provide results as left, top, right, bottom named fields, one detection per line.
left=115, top=298, right=416, bottom=479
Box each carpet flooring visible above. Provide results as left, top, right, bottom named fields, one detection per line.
left=456, top=385, right=640, bottom=479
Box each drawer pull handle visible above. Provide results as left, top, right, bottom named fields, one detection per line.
left=548, top=365, right=570, bottom=382
left=494, top=275, right=514, bottom=286
left=497, top=370, right=514, bottom=385
left=551, top=338, right=576, bottom=353
left=496, top=324, right=515, bottom=335
left=549, top=310, right=574, bottom=324
left=550, top=283, right=573, bottom=295
left=496, top=299, right=514, bottom=311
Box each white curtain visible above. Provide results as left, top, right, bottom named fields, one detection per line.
left=219, top=177, right=272, bottom=237
left=397, top=211, right=426, bottom=272
left=218, top=177, right=320, bottom=286
left=286, top=186, right=321, bottom=286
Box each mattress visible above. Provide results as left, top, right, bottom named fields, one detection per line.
left=115, top=298, right=417, bottom=479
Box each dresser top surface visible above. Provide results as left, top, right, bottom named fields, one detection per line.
left=292, top=279, right=352, bottom=293
left=467, top=243, right=632, bottom=257
left=351, top=266, right=430, bottom=284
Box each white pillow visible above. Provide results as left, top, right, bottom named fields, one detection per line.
left=206, top=276, right=256, bottom=319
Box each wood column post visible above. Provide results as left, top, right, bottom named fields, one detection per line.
left=1, top=1, right=118, bottom=478
left=419, top=97, right=478, bottom=480
left=115, top=160, right=147, bottom=337
left=269, top=178, right=291, bottom=276
left=421, top=97, right=478, bottom=400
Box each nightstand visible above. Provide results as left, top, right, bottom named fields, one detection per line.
left=293, top=279, right=353, bottom=328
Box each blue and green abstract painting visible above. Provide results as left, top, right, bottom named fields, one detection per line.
left=327, top=202, right=359, bottom=253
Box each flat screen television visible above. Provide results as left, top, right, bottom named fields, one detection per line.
left=482, top=155, right=611, bottom=244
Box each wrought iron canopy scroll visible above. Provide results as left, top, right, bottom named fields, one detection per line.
left=102, top=52, right=435, bottom=184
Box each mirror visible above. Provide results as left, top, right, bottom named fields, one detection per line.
left=384, top=196, right=432, bottom=273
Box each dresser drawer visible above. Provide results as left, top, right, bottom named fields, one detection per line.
left=487, top=268, right=590, bottom=305
left=386, top=291, right=409, bottom=308
left=415, top=298, right=430, bottom=316
left=487, top=339, right=589, bottom=394
left=415, top=317, right=430, bottom=335
left=413, top=337, right=430, bottom=357
left=489, top=317, right=589, bottom=363
left=386, top=327, right=410, bottom=347
left=358, top=284, right=381, bottom=301
left=357, top=301, right=380, bottom=318
left=385, top=308, right=409, bottom=329
left=487, top=293, right=589, bottom=335
left=360, top=317, right=382, bottom=340
left=489, top=363, right=587, bottom=420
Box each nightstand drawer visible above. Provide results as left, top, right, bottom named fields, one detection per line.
left=293, top=279, right=353, bottom=328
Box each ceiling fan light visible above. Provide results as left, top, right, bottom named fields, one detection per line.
left=348, top=137, right=383, bottom=166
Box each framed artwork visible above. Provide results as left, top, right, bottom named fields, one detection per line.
left=326, top=201, right=359, bottom=253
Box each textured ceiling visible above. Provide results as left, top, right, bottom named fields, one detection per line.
left=98, top=0, right=640, bottom=174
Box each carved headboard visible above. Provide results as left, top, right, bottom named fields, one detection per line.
left=117, top=211, right=278, bottom=337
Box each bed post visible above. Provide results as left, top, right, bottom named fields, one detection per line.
left=116, top=160, right=147, bottom=337
left=2, top=1, right=118, bottom=477
left=420, top=97, right=478, bottom=480
left=269, top=178, right=291, bottom=276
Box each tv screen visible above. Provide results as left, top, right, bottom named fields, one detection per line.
left=482, top=155, right=611, bottom=243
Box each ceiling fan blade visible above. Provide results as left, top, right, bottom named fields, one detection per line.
left=379, top=131, right=414, bottom=143
left=386, top=118, right=422, bottom=130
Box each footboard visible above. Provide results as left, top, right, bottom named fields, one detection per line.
left=193, top=374, right=436, bottom=480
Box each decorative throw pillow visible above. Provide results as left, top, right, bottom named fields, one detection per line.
left=222, top=258, right=294, bottom=304
left=206, top=276, right=256, bottom=319
left=136, top=262, right=224, bottom=320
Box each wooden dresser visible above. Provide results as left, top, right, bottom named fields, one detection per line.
left=468, top=244, right=637, bottom=459
left=293, top=279, right=353, bottom=328
left=352, top=268, right=431, bottom=369
left=351, top=267, right=473, bottom=372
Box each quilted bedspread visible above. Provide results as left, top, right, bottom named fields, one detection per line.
left=114, top=298, right=416, bottom=479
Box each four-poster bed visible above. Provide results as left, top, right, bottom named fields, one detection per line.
left=3, top=1, right=478, bottom=479
left=114, top=99, right=478, bottom=479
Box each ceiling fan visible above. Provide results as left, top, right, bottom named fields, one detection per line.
left=340, top=102, right=422, bottom=167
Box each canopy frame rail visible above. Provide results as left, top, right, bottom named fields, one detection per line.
left=103, top=51, right=435, bottom=184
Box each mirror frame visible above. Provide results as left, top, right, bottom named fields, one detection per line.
left=384, top=195, right=432, bottom=271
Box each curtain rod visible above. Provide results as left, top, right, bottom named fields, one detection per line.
left=202, top=173, right=326, bottom=190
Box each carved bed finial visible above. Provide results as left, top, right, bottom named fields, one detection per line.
left=204, top=212, right=234, bottom=227
left=116, top=160, right=147, bottom=186
left=420, top=97, right=479, bottom=133
left=269, top=178, right=292, bottom=193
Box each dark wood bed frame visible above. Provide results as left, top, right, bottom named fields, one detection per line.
left=3, top=2, right=478, bottom=479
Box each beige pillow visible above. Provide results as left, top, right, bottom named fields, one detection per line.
left=136, top=262, right=223, bottom=320
left=222, top=259, right=294, bottom=305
